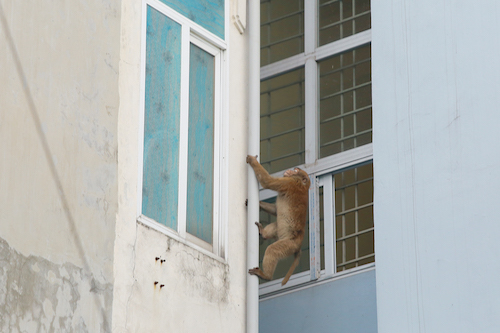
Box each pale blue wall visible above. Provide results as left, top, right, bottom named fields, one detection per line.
left=372, top=1, right=500, bottom=332
left=259, top=269, right=377, bottom=333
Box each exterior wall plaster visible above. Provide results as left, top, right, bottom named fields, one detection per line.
left=372, top=1, right=500, bottom=331
left=0, top=237, right=112, bottom=332
left=0, top=0, right=120, bottom=277
left=0, top=0, right=121, bottom=330
left=118, top=224, right=242, bottom=332
left=113, top=0, right=249, bottom=331
left=2, top=0, right=249, bottom=331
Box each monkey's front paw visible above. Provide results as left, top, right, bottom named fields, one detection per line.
left=246, top=155, right=258, bottom=164
left=248, top=267, right=261, bottom=276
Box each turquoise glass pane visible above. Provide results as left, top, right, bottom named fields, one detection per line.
left=142, top=6, right=182, bottom=230
left=186, top=43, right=215, bottom=244
left=159, top=0, right=225, bottom=39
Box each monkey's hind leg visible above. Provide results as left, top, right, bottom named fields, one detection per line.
left=281, top=251, right=301, bottom=286
left=248, top=239, right=296, bottom=281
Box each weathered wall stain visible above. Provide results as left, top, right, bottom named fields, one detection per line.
left=135, top=222, right=230, bottom=304
left=0, top=237, right=112, bottom=333
left=175, top=246, right=230, bottom=304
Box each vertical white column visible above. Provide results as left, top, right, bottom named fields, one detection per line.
left=304, top=0, right=320, bottom=282
left=304, top=0, right=318, bottom=165
left=309, top=176, right=321, bottom=281
left=177, top=24, right=190, bottom=239
left=247, top=0, right=260, bottom=332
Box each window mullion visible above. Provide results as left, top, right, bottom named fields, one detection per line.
left=177, top=24, right=190, bottom=238
left=218, top=49, right=228, bottom=259
left=354, top=167, right=359, bottom=266
left=309, top=175, right=321, bottom=281
left=341, top=173, right=346, bottom=269
left=260, top=52, right=306, bottom=80
left=304, top=0, right=317, bottom=55
left=315, top=29, right=371, bottom=62
left=304, top=0, right=317, bottom=165
left=304, top=59, right=317, bottom=165
left=137, top=0, right=148, bottom=218
left=321, top=174, right=335, bottom=276
left=212, top=51, right=222, bottom=256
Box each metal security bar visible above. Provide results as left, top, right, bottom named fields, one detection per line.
left=334, top=163, right=374, bottom=271
left=319, top=44, right=372, bottom=158
left=319, top=0, right=371, bottom=46
left=260, top=67, right=306, bottom=173
left=261, top=0, right=305, bottom=66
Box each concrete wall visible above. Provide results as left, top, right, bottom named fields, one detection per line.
left=0, top=0, right=121, bottom=331
left=372, top=1, right=500, bottom=332
left=112, top=0, right=249, bottom=332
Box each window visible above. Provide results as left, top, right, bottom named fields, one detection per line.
left=260, top=67, right=305, bottom=173
left=259, top=0, right=373, bottom=294
left=320, top=163, right=374, bottom=276
left=138, top=0, right=227, bottom=258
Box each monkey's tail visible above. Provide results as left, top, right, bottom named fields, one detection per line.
left=281, top=251, right=301, bottom=286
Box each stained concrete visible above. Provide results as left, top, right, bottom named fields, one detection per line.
left=0, top=237, right=112, bottom=332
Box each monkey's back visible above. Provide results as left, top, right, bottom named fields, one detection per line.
left=275, top=189, right=308, bottom=243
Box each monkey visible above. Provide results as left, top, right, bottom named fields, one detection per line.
left=246, top=155, right=310, bottom=286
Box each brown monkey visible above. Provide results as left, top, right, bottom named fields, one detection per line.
left=246, top=155, right=310, bottom=286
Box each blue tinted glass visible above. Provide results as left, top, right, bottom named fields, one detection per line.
left=142, top=6, right=182, bottom=230
left=159, top=0, right=225, bottom=39
left=186, top=43, right=215, bottom=244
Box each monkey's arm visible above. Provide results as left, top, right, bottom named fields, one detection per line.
left=259, top=201, right=277, bottom=216
left=246, top=155, right=289, bottom=192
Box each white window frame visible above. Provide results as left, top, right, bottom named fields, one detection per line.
left=258, top=0, right=374, bottom=295
left=137, top=0, right=228, bottom=261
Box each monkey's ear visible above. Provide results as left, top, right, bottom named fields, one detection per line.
left=302, top=177, right=308, bottom=185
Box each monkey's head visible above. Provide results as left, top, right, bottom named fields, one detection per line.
left=283, top=167, right=310, bottom=188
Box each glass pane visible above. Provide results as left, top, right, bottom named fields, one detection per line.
left=357, top=206, right=373, bottom=231
left=261, top=0, right=304, bottom=66
left=318, top=0, right=371, bottom=46
left=345, top=211, right=355, bottom=236
left=258, top=197, right=310, bottom=283
left=158, top=0, right=225, bottom=39
left=319, top=44, right=372, bottom=158
left=261, top=67, right=305, bottom=173
left=335, top=163, right=374, bottom=271
left=186, top=44, right=215, bottom=244
left=142, top=6, right=182, bottom=230
left=336, top=241, right=343, bottom=271
left=358, top=230, right=374, bottom=257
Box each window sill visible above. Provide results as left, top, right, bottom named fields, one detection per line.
left=259, top=263, right=376, bottom=300
left=136, top=215, right=227, bottom=265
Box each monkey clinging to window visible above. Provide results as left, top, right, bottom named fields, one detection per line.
left=246, top=155, right=310, bottom=286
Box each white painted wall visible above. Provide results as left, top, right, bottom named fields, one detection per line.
left=0, top=0, right=120, bottom=331
left=113, top=0, right=249, bottom=331
left=372, top=1, right=500, bottom=332
left=1, top=0, right=249, bottom=331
